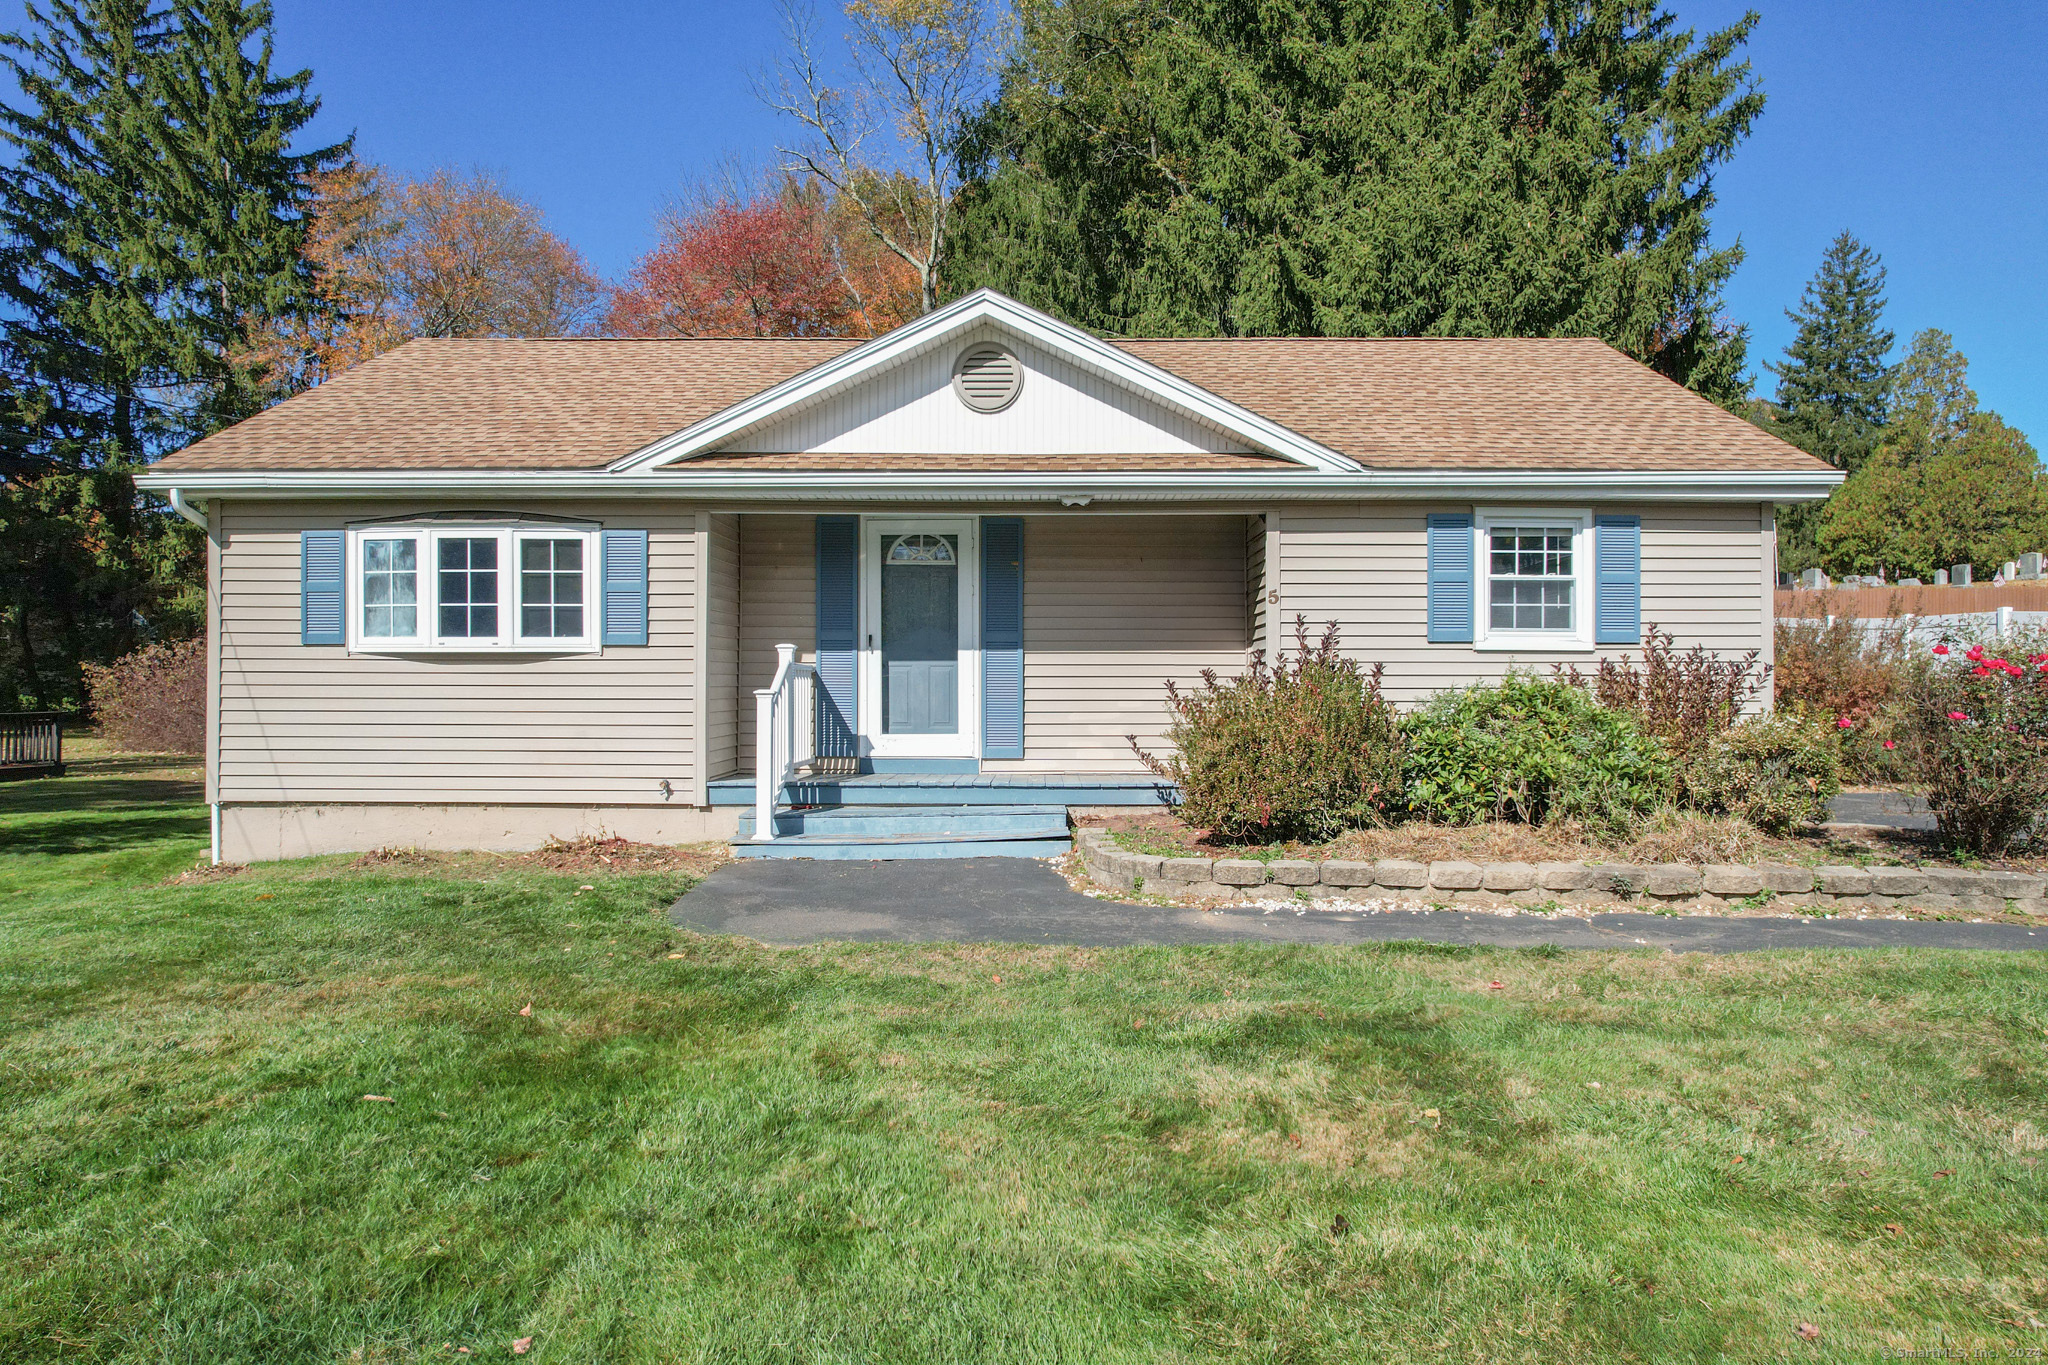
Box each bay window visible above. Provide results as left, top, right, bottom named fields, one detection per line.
left=347, top=522, right=598, bottom=652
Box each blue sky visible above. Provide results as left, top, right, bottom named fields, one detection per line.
left=273, top=0, right=2045, bottom=439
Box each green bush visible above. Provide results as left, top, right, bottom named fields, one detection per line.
left=1131, top=618, right=1402, bottom=842
left=1907, top=639, right=2048, bottom=855
left=1400, top=674, right=1672, bottom=834
left=1687, top=712, right=1842, bottom=834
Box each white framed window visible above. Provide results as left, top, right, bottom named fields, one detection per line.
left=1473, top=507, right=1594, bottom=651
left=514, top=532, right=589, bottom=644
left=347, top=521, right=599, bottom=653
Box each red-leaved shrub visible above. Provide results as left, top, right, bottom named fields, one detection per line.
left=81, top=638, right=206, bottom=754
left=1557, top=624, right=1768, bottom=764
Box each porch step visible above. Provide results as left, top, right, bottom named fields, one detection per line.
left=731, top=803, right=1072, bottom=860
left=707, top=772, right=1173, bottom=807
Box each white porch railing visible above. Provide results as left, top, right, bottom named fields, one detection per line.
left=752, top=643, right=818, bottom=842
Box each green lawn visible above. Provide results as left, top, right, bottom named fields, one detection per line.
left=2, top=753, right=2045, bottom=1363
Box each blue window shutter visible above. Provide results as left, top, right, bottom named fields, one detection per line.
left=1426, top=513, right=1474, bottom=643
left=1594, top=514, right=1642, bottom=645
left=814, top=516, right=859, bottom=762
left=980, top=517, right=1024, bottom=759
left=601, top=530, right=649, bottom=645
left=301, top=530, right=345, bottom=644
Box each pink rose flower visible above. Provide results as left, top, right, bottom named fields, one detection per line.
left=1933, top=644, right=1950, bottom=655
left=1948, top=711, right=1969, bottom=721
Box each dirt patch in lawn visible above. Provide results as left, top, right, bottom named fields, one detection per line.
left=343, top=837, right=729, bottom=878
left=510, top=836, right=730, bottom=877
left=164, top=860, right=250, bottom=885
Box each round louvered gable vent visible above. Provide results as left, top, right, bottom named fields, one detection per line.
left=953, top=344, right=1023, bottom=413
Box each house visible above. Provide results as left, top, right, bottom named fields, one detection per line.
left=136, top=291, right=1839, bottom=863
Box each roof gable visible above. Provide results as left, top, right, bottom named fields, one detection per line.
left=716, top=325, right=1260, bottom=460
left=617, top=290, right=1359, bottom=474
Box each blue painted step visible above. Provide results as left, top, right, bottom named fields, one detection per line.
left=738, top=804, right=1068, bottom=838
left=706, top=774, right=1173, bottom=807
left=731, top=803, right=1073, bottom=861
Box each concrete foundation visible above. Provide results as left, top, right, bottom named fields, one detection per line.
left=220, top=803, right=740, bottom=863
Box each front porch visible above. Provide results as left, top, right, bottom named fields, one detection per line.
left=704, top=508, right=1251, bottom=856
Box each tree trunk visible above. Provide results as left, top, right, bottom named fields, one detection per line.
left=13, top=599, right=45, bottom=711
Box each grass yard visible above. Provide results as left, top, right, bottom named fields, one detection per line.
left=2, top=752, right=2046, bottom=1362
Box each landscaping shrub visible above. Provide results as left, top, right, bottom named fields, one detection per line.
left=1558, top=623, right=1767, bottom=762
left=1905, top=638, right=2048, bottom=855
left=80, top=637, right=205, bottom=754
left=1774, top=603, right=1913, bottom=780
left=1686, top=712, right=1842, bottom=834
left=1400, top=674, right=1672, bottom=834
left=1130, top=617, right=1401, bottom=842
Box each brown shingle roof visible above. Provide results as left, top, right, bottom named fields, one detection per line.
left=150, top=332, right=1827, bottom=476
left=1114, top=337, right=1827, bottom=473
left=155, top=337, right=859, bottom=473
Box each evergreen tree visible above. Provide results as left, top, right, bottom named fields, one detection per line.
left=0, top=0, right=344, bottom=707
left=1761, top=230, right=1894, bottom=575
left=948, top=0, right=1763, bottom=402
left=1766, top=230, right=1894, bottom=472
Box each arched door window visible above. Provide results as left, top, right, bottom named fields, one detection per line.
left=887, top=533, right=956, bottom=564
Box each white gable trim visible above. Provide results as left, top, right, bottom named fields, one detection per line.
left=607, top=290, right=1361, bottom=475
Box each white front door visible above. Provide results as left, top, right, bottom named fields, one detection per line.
left=859, top=517, right=980, bottom=759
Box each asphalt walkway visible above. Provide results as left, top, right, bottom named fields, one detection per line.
left=1827, top=788, right=1937, bottom=831
left=670, top=857, right=2047, bottom=953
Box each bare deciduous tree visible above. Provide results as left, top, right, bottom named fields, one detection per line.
left=760, top=0, right=1000, bottom=315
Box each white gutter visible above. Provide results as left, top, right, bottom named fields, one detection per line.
left=166, top=487, right=210, bottom=529
left=137, top=468, right=1844, bottom=504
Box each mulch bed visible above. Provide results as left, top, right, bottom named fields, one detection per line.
left=1073, top=806, right=2046, bottom=875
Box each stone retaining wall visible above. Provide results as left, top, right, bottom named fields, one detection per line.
left=1074, top=828, right=2048, bottom=915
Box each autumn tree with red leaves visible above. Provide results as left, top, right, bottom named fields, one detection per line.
left=607, top=178, right=919, bottom=338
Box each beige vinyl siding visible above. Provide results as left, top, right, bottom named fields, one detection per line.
left=992, top=514, right=1250, bottom=771
left=1277, top=501, right=1771, bottom=708
left=736, top=514, right=817, bottom=767
left=215, top=500, right=697, bottom=805
left=704, top=512, right=741, bottom=779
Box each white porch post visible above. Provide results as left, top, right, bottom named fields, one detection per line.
left=752, top=643, right=799, bottom=842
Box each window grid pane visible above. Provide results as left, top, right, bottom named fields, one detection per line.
left=362, top=538, right=417, bottom=638
left=437, top=536, right=499, bottom=639
left=518, top=537, right=585, bottom=639
left=1486, top=525, right=1574, bottom=633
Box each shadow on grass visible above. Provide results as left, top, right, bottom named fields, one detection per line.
left=3, top=806, right=208, bottom=857
left=0, top=760, right=206, bottom=856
